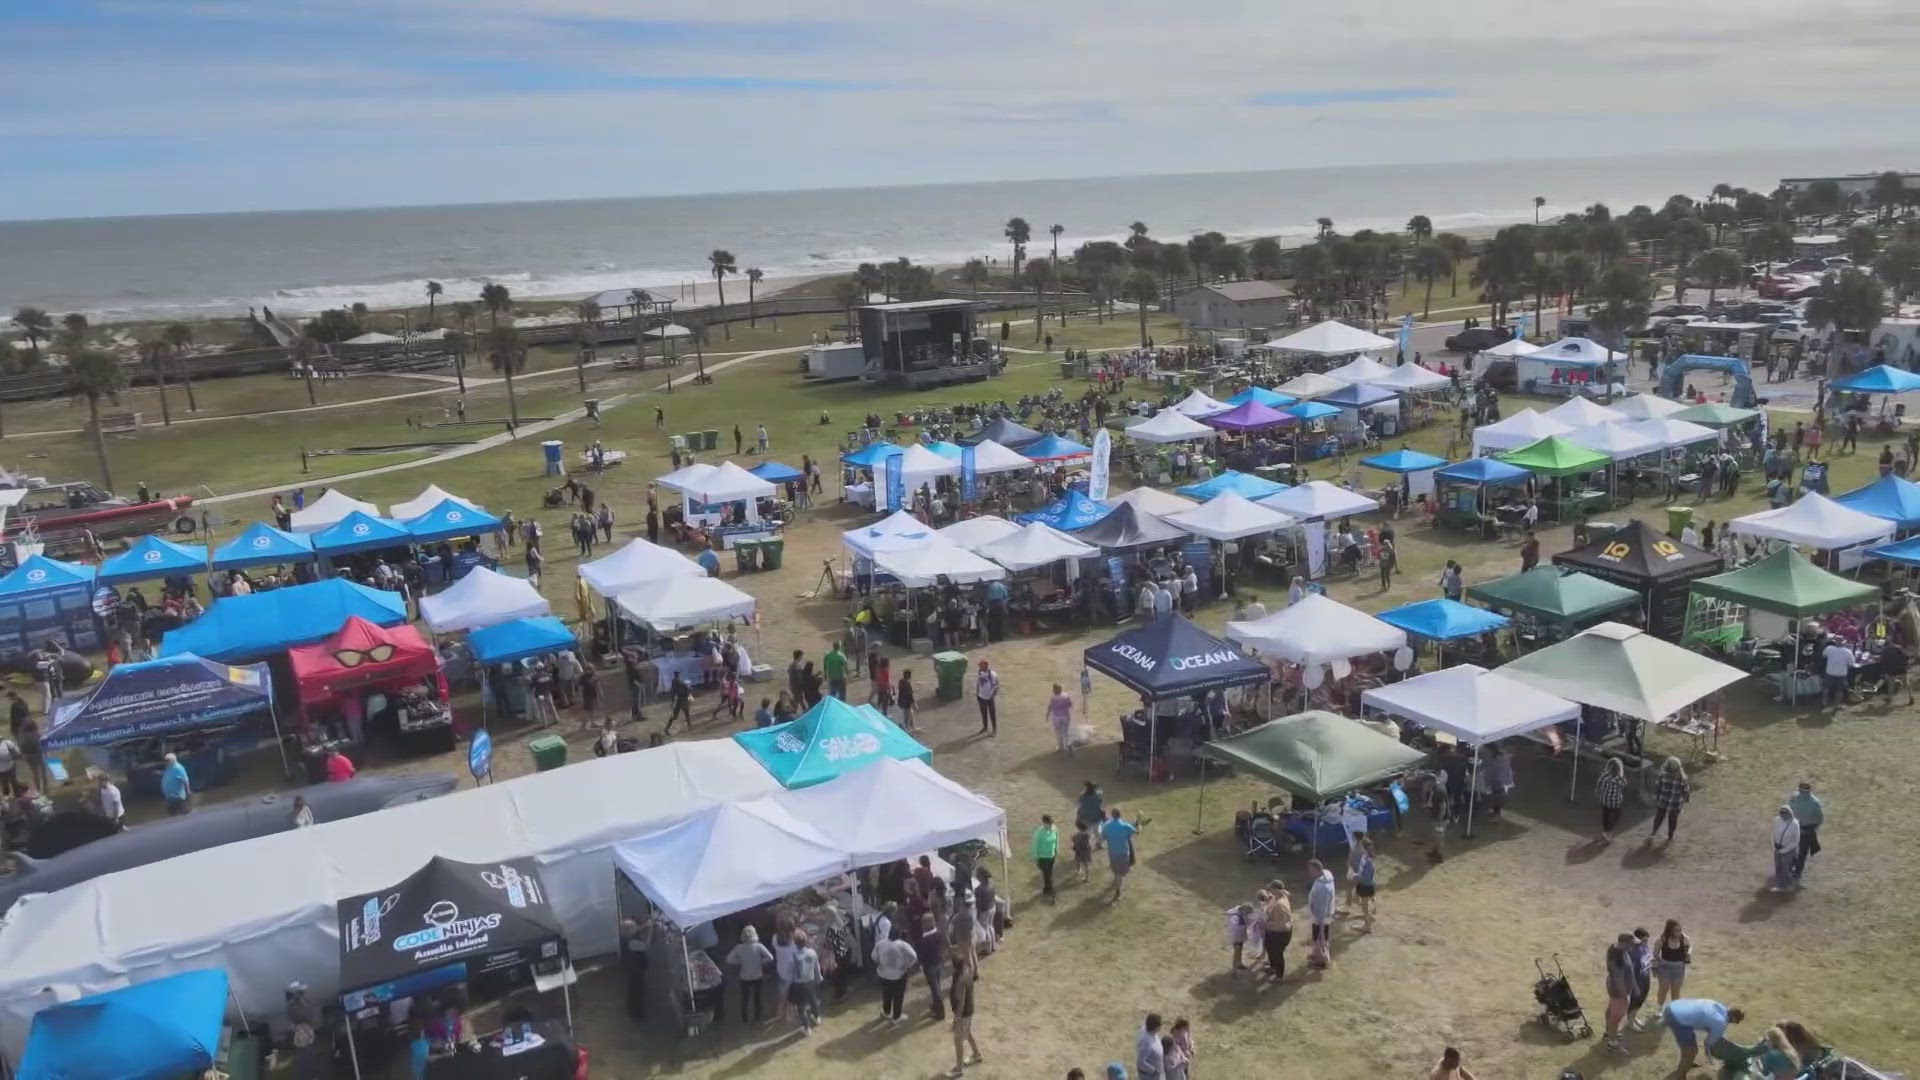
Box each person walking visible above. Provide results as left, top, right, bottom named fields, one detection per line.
left=1100, top=807, right=1139, bottom=901
left=1770, top=804, right=1802, bottom=892
left=1047, top=682, right=1074, bottom=753
left=822, top=639, right=849, bottom=700
left=1306, top=859, right=1336, bottom=968
left=947, top=953, right=982, bottom=1077
left=1032, top=814, right=1059, bottom=901
left=160, top=751, right=192, bottom=815
left=871, top=927, right=917, bottom=1025
left=727, top=926, right=774, bottom=1025
left=1519, top=529, right=1540, bottom=572
left=1261, top=884, right=1293, bottom=981
left=1136, top=1014, right=1165, bottom=1080
left=1788, top=781, right=1823, bottom=878
left=1647, top=756, right=1689, bottom=843
left=1352, top=838, right=1378, bottom=933
left=915, top=913, right=947, bottom=1020
left=1603, top=931, right=1636, bottom=1053
left=665, top=672, right=692, bottom=735
left=1438, top=560, right=1463, bottom=601
left=1653, top=919, right=1692, bottom=1007
left=1626, top=926, right=1654, bottom=1033
left=1821, top=634, right=1856, bottom=707
left=1596, top=757, right=1628, bottom=841
left=1428, top=1047, right=1478, bottom=1080
left=897, top=669, right=918, bottom=732
left=787, top=929, right=823, bottom=1035
left=975, top=660, right=1000, bottom=736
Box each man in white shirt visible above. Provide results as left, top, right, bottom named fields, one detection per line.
left=95, top=774, right=124, bottom=828
left=1522, top=500, right=1540, bottom=529
left=1288, top=576, right=1307, bottom=606
left=1770, top=805, right=1801, bottom=892
left=1236, top=594, right=1267, bottom=621
left=870, top=930, right=918, bottom=1024
left=1821, top=637, right=1855, bottom=707
left=1152, top=582, right=1175, bottom=620
left=1180, top=566, right=1199, bottom=613
left=1681, top=523, right=1700, bottom=548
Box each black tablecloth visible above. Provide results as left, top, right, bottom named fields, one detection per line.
left=423, top=1024, right=575, bottom=1080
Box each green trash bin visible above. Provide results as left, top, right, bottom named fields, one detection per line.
left=933, top=650, right=969, bottom=702
left=528, top=734, right=568, bottom=772
left=734, top=539, right=761, bottom=573
left=702, top=428, right=720, bottom=451
left=681, top=433, right=702, bottom=455
left=760, top=537, right=784, bottom=570
left=1665, top=505, right=1694, bottom=536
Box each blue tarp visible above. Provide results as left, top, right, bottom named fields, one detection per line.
left=1177, top=470, right=1288, bottom=501
left=748, top=460, right=805, bottom=483
left=159, top=578, right=407, bottom=661
left=1832, top=364, right=1920, bottom=395
left=469, top=616, right=579, bottom=665
left=1224, top=387, right=1298, bottom=409
left=1021, top=433, right=1093, bottom=460
left=19, top=967, right=229, bottom=1080
left=210, top=522, right=316, bottom=570
left=1285, top=400, right=1343, bottom=422
left=1375, top=598, right=1511, bottom=641
left=842, top=441, right=903, bottom=468
left=1084, top=614, right=1270, bottom=698
left=733, top=696, right=931, bottom=788
left=923, top=441, right=966, bottom=460
left=1015, top=488, right=1113, bottom=530
left=404, top=498, right=504, bottom=543
left=1435, top=457, right=1531, bottom=486
left=0, top=554, right=93, bottom=598
left=312, top=510, right=413, bottom=556
left=1360, top=448, right=1447, bottom=474
left=45, top=654, right=272, bottom=749
left=1835, top=474, right=1920, bottom=528
left=97, top=536, right=208, bottom=585
left=1867, top=535, right=1920, bottom=567
left=1318, top=382, right=1399, bottom=409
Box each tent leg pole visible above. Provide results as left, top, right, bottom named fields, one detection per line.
left=563, top=979, right=575, bottom=1036
left=1466, top=746, right=1480, bottom=840
left=347, top=1018, right=364, bottom=1080
left=269, top=700, right=293, bottom=780
left=1000, top=844, right=1012, bottom=920
left=1569, top=722, right=1580, bottom=802
left=1193, top=762, right=1208, bottom=836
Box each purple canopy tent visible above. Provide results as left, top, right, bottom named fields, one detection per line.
left=1203, top=401, right=1298, bottom=433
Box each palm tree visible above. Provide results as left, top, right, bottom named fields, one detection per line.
left=1121, top=270, right=1160, bottom=347
left=1290, top=244, right=1333, bottom=318
left=1315, top=217, right=1334, bottom=241
left=137, top=339, right=173, bottom=426
left=349, top=302, right=370, bottom=329
left=1155, top=245, right=1191, bottom=309
left=1590, top=265, right=1654, bottom=347
left=1691, top=248, right=1743, bottom=307
left=1409, top=242, right=1452, bottom=318
left=66, top=348, right=127, bottom=489
left=425, top=280, right=443, bottom=326
left=1022, top=260, right=1053, bottom=342
left=1664, top=217, right=1710, bottom=299
left=854, top=262, right=884, bottom=300
left=746, top=268, right=764, bottom=327
left=1875, top=240, right=1920, bottom=306
left=1845, top=224, right=1880, bottom=265
left=443, top=329, right=468, bottom=394
left=832, top=278, right=865, bottom=338
left=962, top=258, right=989, bottom=298
left=10, top=308, right=52, bottom=363
left=1806, top=269, right=1887, bottom=347
left=1126, top=221, right=1150, bottom=250
left=571, top=322, right=593, bottom=393
left=1471, top=227, right=1536, bottom=324
left=1872, top=171, right=1907, bottom=224
left=1533, top=196, right=1546, bottom=225
left=162, top=322, right=197, bottom=411
left=1049, top=223, right=1064, bottom=264
left=291, top=337, right=319, bottom=405
left=486, top=324, right=526, bottom=426
left=1004, top=218, right=1031, bottom=276
left=576, top=297, right=601, bottom=327
left=1249, top=237, right=1282, bottom=279
left=1405, top=215, right=1433, bottom=242
left=1710, top=182, right=1735, bottom=206
left=1435, top=233, right=1471, bottom=297
left=1583, top=221, right=1628, bottom=266
left=707, top=250, right=737, bottom=340
left=1559, top=253, right=1595, bottom=313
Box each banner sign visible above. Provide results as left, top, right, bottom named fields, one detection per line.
left=873, top=454, right=892, bottom=511
left=961, top=445, right=979, bottom=503
left=1089, top=429, right=1112, bottom=502
left=469, top=729, right=493, bottom=781
left=886, top=451, right=906, bottom=513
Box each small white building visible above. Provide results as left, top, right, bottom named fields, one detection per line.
left=1171, top=281, right=1295, bottom=330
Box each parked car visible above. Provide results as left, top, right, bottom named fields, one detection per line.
left=1444, top=326, right=1513, bottom=353
left=1651, top=303, right=1704, bottom=318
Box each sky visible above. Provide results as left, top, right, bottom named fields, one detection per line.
left=5, top=0, right=1919, bottom=220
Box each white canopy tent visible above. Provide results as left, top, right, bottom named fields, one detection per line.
left=0, top=740, right=781, bottom=1058
left=893, top=444, right=960, bottom=486
left=842, top=511, right=936, bottom=560
left=1477, top=336, right=1538, bottom=357
left=1105, top=486, right=1199, bottom=516
left=1164, top=491, right=1295, bottom=541
left=1524, top=336, right=1625, bottom=366
left=1729, top=492, right=1895, bottom=550
left=975, top=521, right=1098, bottom=572
left=1620, top=417, right=1722, bottom=449
left=615, top=575, right=758, bottom=631
left=677, top=461, right=776, bottom=504
left=1225, top=593, right=1408, bottom=669
left=1171, top=390, right=1233, bottom=419
left=418, top=566, right=551, bottom=633
left=1564, top=421, right=1662, bottom=462
left=965, top=439, right=1039, bottom=475
left=1260, top=319, right=1395, bottom=356
left=579, top=538, right=706, bottom=598
left=387, top=485, right=480, bottom=521
left=289, top=489, right=379, bottom=533
left=1273, top=371, right=1350, bottom=401
left=937, top=515, right=1022, bottom=552
left=1323, top=355, right=1397, bottom=384
left=1609, top=394, right=1689, bottom=421
left=1471, top=408, right=1574, bottom=454
left=780, top=758, right=1006, bottom=866
left=1369, top=363, right=1452, bottom=393
left=1258, top=480, right=1379, bottom=520
left=872, top=536, right=1007, bottom=587
left=1126, top=410, right=1218, bottom=444
left=654, top=463, right=718, bottom=493
left=1541, top=396, right=1626, bottom=427
left=611, top=797, right=849, bottom=928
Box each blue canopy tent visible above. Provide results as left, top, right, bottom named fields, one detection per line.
left=747, top=460, right=805, bottom=483
left=732, top=696, right=931, bottom=788
left=1224, top=386, right=1298, bottom=409
left=210, top=522, right=316, bottom=570
left=1432, top=457, right=1532, bottom=531
left=312, top=510, right=413, bottom=557
left=159, top=578, right=407, bottom=661
left=1867, top=535, right=1920, bottom=568
left=1015, top=488, right=1113, bottom=530
left=1835, top=474, right=1920, bottom=530
left=841, top=442, right=902, bottom=468
left=1021, top=433, right=1093, bottom=461
left=1376, top=598, right=1510, bottom=641
left=923, top=441, right=967, bottom=460
left=1177, top=470, right=1288, bottom=501
left=0, top=554, right=94, bottom=596
left=18, top=967, right=230, bottom=1080
left=1831, top=364, right=1920, bottom=395
left=97, top=536, right=208, bottom=586
left=1285, top=401, right=1342, bottom=422
left=1435, top=457, right=1531, bottom=486
left=469, top=616, right=579, bottom=665
left=403, top=498, right=504, bottom=544
left=1360, top=448, right=1447, bottom=474
left=46, top=654, right=275, bottom=751
left=1318, top=382, right=1399, bottom=409
left=0, top=554, right=102, bottom=654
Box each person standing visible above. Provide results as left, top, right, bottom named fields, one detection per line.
left=15, top=716, right=47, bottom=794
left=1603, top=931, right=1636, bottom=1053
left=1377, top=532, right=1397, bottom=590
left=787, top=929, right=823, bottom=1035
left=1788, top=781, right=1823, bottom=878
left=1438, top=560, right=1463, bottom=601
left=1596, top=757, right=1628, bottom=841
left=871, top=927, right=917, bottom=1025
left=1821, top=634, right=1855, bottom=707
left=1648, top=757, right=1690, bottom=843
left=727, top=926, right=774, bottom=1025
left=947, top=952, right=982, bottom=1077
left=1519, top=529, right=1540, bottom=572
left=1136, top=1014, right=1165, bottom=1080
left=1047, top=682, right=1075, bottom=753
left=822, top=640, right=849, bottom=700
left=95, top=772, right=125, bottom=829
left=160, top=752, right=192, bottom=815
left=1352, top=839, right=1378, bottom=933
left=665, top=672, right=692, bottom=735
left=915, top=913, right=947, bottom=1020
left=1653, top=919, right=1692, bottom=1007
left=757, top=423, right=770, bottom=454
left=1770, top=805, right=1802, bottom=892
left=975, top=660, right=1000, bottom=736
left=897, top=669, right=918, bottom=732
left=1306, top=859, right=1336, bottom=968
left=1261, top=884, right=1293, bottom=981
left=1032, top=815, right=1059, bottom=901
left=1626, top=926, right=1654, bottom=1033
left=1101, top=808, right=1138, bottom=900
left=1428, top=1046, right=1478, bottom=1080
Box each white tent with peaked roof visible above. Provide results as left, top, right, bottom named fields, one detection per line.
left=1172, top=390, right=1233, bottom=419
left=1609, top=394, right=1689, bottom=421
left=289, top=489, right=379, bottom=533
left=419, top=566, right=552, bottom=633
left=842, top=511, right=935, bottom=559
left=579, top=538, right=706, bottom=598
left=1729, top=492, right=1895, bottom=549
left=976, top=521, right=1099, bottom=572
left=1471, top=408, right=1574, bottom=454
left=1127, top=409, right=1217, bottom=444
left=1225, top=593, right=1406, bottom=667
left=1370, top=363, right=1451, bottom=392
left=1164, top=491, right=1295, bottom=540
left=1564, top=421, right=1661, bottom=462
left=1258, top=480, right=1379, bottom=521
left=1324, top=355, right=1397, bottom=384
left=388, top=485, right=480, bottom=522
left=938, top=515, right=1021, bottom=552
left=1104, top=486, right=1199, bottom=516
left=962, top=439, right=1036, bottom=475
left=1273, top=371, right=1350, bottom=400
left=1259, top=319, right=1394, bottom=356
left=1542, top=396, right=1625, bottom=427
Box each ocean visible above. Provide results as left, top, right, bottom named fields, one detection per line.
left=4, top=145, right=1915, bottom=324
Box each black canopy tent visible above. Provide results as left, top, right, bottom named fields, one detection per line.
left=1551, top=520, right=1723, bottom=641
left=957, top=417, right=1042, bottom=449
left=1070, top=502, right=1191, bottom=550
left=335, top=856, right=573, bottom=1079
left=1084, top=614, right=1271, bottom=780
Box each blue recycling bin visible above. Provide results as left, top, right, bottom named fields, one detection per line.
left=541, top=440, right=564, bottom=477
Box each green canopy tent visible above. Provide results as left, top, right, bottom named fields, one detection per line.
left=1194, top=710, right=1427, bottom=851
left=1465, top=567, right=1642, bottom=648
left=1684, top=547, right=1878, bottom=701
left=1497, top=436, right=1613, bottom=522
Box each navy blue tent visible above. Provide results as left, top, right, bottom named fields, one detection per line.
left=210, top=522, right=316, bottom=570
left=19, top=968, right=231, bottom=1080
left=1084, top=614, right=1270, bottom=699
left=97, top=536, right=208, bottom=585
left=45, top=654, right=274, bottom=749
left=1319, top=382, right=1399, bottom=409
left=469, top=616, right=579, bottom=665
left=959, top=417, right=1042, bottom=449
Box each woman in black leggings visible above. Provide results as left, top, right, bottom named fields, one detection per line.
left=1648, top=757, right=1690, bottom=842
left=1262, top=885, right=1294, bottom=980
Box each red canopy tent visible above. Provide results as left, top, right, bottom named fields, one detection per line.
left=287, top=616, right=447, bottom=714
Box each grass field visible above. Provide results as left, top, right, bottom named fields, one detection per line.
left=25, top=318, right=1920, bottom=1078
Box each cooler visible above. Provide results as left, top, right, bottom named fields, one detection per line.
left=932, top=651, right=969, bottom=702
left=528, top=734, right=568, bottom=772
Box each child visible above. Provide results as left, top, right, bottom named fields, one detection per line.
left=1071, top=821, right=1093, bottom=883
left=1247, top=891, right=1270, bottom=963
left=1225, top=903, right=1253, bottom=972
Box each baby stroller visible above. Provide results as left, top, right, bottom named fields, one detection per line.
left=1531, top=955, right=1592, bottom=1039
left=1238, top=808, right=1281, bottom=861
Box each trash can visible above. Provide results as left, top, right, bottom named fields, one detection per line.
left=933, top=651, right=969, bottom=702
left=528, top=734, right=568, bottom=772
left=759, top=537, right=785, bottom=570
left=701, top=428, right=720, bottom=451
left=669, top=434, right=688, bottom=452
left=540, top=440, right=564, bottom=477
left=734, top=539, right=761, bottom=573
left=682, top=433, right=703, bottom=453
left=1665, top=505, right=1694, bottom=536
